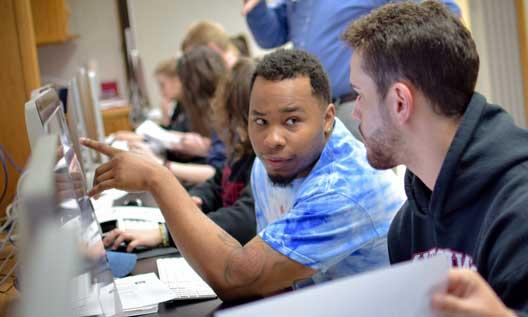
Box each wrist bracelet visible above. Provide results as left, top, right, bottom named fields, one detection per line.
left=159, top=223, right=170, bottom=247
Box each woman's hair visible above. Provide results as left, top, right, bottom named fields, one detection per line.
left=177, top=46, right=227, bottom=137
left=181, top=21, right=232, bottom=52
left=230, top=34, right=251, bottom=57
left=211, top=57, right=256, bottom=161
left=154, top=57, right=178, bottom=78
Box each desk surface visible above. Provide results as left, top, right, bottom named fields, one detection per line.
left=133, top=254, right=224, bottom=317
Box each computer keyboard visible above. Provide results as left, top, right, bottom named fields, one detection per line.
left=156, top=257, right=217, bottom=300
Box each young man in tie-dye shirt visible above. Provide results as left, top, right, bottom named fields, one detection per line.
left=249, top=49, right=405, bottom=286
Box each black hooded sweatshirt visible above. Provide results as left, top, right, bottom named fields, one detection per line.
left=388, top=92, right=528, bottom=314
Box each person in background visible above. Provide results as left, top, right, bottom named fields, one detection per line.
left=181, top=20, right=241, bottom=68
left=163, top=46, right=228, bottom=185
left=103, top=58, right=258, bottom=250
left=241, top=0, right=460, bottom=139
left=122, top=46, right=228, bottom=185
left=154, top=58, right=187, bottom=130
left=153, top=58, right=202, bottom=164
left=115, top=20, right=242, bottom=163
left=344, top=1, right=528, bottom=315
left=113, top=57, right=188, bottom=142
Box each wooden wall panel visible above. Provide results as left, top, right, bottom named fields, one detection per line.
left=0, top=0, right=40, bottom=217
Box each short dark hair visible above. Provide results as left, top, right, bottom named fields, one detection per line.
left=250, top=49, right=331, bottom=105
left=342, top=1, right=479, bottom=117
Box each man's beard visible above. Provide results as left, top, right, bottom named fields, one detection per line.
left=268, top=173, right=298, bottom=187
left=361, top=111, right=400, bottom=170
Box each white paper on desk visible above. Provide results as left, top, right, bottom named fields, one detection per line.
left=115, top=272, right=177, bottom=310
left=78, top=281, right=121, bottom=317
left=216, top=255, right=450, bottom=317
left=135, top=120, right=180, bottom=149
left=91, top=188, right=129, bottom=212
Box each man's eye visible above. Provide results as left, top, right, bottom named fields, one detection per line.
left=285, top=118, right=298, bottom=126
left=255, top=118, right=266, bottom=125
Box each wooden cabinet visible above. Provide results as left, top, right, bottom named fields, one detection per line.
left=30, top=0, right=77, bottom=45
left=102, top=106, right=132, bottom=135
left=0, top=0, right=40, bottom=312
left=0, top=0, right=40, bottom=216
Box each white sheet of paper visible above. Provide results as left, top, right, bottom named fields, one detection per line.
left=135, top=120, right=180, bottom=148
left=91, top=188, right=129, bottom=211
left=114, top=272, right=176, bottom=310
left=216, top=255, right=450, bottom=317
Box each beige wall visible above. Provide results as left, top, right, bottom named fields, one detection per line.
left=128, top=0, right=271, bottom=109
left=37, top=0, right=128, bottom=96
left=455, top=0, right=471, bottom=28
left=456, top=0, right=526, bottom=127
left=467, top=0, right=526, bottom=127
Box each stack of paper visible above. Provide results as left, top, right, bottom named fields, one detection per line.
left=115, top=273, right=177, bottom=316
left=78, top=273, right=176, bottom=316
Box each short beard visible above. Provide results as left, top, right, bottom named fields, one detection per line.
left=268, top=174, right=297, bottom=187
left=365, top=125, right=399, bottom=170
left=363, top=102, right=400, bottom=170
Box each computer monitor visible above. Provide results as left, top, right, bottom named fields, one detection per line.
left=17, top=134, right=122, bottom=316
left=75, top=68, right=106, bottom=165
left=87, top=69, right=106, bottom=143
left=25, top=86, right=56, bottom=150
left=68, top=76, right=96, bottom=176
left=17, top=134, right=80, bottom=317
left=25, top=87, right=89, bottom=189
left=125, top=27, right=150, bottom=125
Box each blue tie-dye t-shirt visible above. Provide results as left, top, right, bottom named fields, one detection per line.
left=251, top=118, right=406, bottom=285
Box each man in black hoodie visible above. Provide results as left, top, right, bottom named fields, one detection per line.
left=343, top=1, right=527, bottom=316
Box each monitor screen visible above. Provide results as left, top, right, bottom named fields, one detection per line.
left=67, top=77, right=95, bottom=176
left=43, top=105, right=88, bottom=199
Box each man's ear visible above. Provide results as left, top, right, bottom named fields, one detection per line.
left=323, top=103, right=336, bottom=137
left=386, top=82, right=413, bottom=126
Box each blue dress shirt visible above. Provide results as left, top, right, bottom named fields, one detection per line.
left=246, top=0, right=461, bottom=99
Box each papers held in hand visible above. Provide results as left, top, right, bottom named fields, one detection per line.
left=216, top=255, right=451, bottom=317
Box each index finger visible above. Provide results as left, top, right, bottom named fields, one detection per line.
left=80, top=137, right=120, bottom=157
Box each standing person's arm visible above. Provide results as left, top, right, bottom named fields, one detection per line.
left=439, top=0, right=461, bottom=16
left=243, top=0, right=289, bottom=48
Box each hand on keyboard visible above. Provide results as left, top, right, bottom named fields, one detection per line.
left=103, top=228, right=162, bottom=252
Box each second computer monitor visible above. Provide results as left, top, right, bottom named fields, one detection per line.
left=76, top=67, right=106, bottom=142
